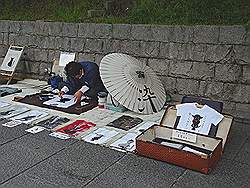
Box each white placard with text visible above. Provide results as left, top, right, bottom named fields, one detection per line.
left=172, top=130, right=197, bottom=143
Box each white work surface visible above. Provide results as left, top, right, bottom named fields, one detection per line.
left=0, top=79, right=165, bottom=152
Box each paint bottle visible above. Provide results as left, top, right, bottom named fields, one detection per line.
left=97, top=92, right=108, bottom=108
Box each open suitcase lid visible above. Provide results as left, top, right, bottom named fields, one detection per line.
left=159, top=105, right=233, bottom=149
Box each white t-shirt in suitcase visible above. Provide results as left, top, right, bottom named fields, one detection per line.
left=176, top=103, right=224, bottom=135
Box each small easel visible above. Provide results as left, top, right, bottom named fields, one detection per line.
left=0, top=46, right=24, bottom=85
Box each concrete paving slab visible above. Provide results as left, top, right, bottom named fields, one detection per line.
left=222, top=121, right=249, bottom=160
left=0, top=123, right=29, bottom=146
left=234, top=137, right=250, bottom=165
left=0, top=130, right=77, bottom=184
left=11, top=142, right=125, bottom=187
left=172, top=159, right=250, bottom=188
left=0, top=174, right=62, bottom=188
left=85, top=153, right=185, bottom=188
left=232, top=121, right=250, bottom=137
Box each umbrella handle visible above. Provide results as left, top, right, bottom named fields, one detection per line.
left=110, top=96, right=119, bottom=107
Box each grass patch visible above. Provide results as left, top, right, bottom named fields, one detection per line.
left=0, top=0, right=249, bottom=25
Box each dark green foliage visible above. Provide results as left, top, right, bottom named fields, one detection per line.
left=0, top=0, right=249, bottom=25
left=0, top=0, right=104, bottom=22
left=125, top=0, right=249, bottom=25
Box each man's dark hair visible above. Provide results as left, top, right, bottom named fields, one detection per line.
left=64, top=61, right=82, bottom=77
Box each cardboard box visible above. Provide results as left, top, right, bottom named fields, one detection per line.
left=136, top=105, right=233, bottom=174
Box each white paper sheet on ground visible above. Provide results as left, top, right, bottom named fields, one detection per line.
left=49, top=132, right=71, bottom=140
left=182, top=146, right=207, bottom=156
left=43, top=94, right=76, bottom=108
left=17, top=79, right=48, bottom=86
left=81, top=101, right=89, bottom=106
left=10, top=110, right=48, bottom=124
left=161, top=141, right=184, bottom=149
left=83, top=128, right=119, bottom=145
left=52, top=89, right=60, bottom=94
left=0, top=101, right=11, bottom=108
left=110, top=133, right=138, bottom=152
left=133, top=121, right=156, bottom=134
left=0, top=106, right=30, bottom=119
left=36, top=115, right=71, bottom=129
left=2, top=120, right=23, bottom=127
left=25, top=126, right=46, bottom=134
left=59, top=52, right=75, bottom=67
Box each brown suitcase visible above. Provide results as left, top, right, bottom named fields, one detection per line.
left=136, top=105, right=233, bottom=174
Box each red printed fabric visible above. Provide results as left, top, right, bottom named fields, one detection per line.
left=57, top=120, right=96, bottom=136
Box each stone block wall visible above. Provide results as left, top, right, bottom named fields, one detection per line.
left=0, top=20, right=249, bottom=119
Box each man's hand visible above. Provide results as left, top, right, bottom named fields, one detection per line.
left=58, top=91, right=65, bottom=97
left=74, top=90, right=83, bottom=103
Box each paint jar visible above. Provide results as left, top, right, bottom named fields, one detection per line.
left=97, top=91, right=108, bottom=108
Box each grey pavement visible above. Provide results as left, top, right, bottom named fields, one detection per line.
left=0, top=119, right=250, bottom=188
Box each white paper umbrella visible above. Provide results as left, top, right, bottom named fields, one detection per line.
left=100, top=53, right=166, bottom=114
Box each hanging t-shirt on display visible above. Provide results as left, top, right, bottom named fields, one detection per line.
left=176, top=103, right=224, bottom=135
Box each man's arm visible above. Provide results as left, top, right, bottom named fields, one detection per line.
left=60, top=76, right=82, bottom=95
left=73, top=85, right=90, bottom=103
left=58, top=86, right=69, bottom=97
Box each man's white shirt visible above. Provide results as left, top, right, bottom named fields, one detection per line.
left=61, top=85, right=89, bottom=94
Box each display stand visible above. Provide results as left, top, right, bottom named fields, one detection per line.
left=0, top=46, right=24, bottom=85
